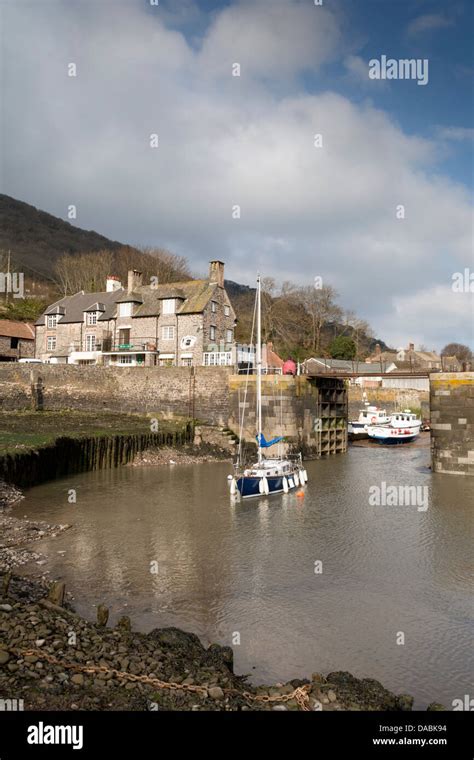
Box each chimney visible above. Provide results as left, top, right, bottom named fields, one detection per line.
left=209, top=260, right=225, bottom=288
left=375, top=343, right=381, bottom=356
left=106, top=275, right=122, bottom=293
left=127, top=269, right=143, bottom=293
left=408, top=342, right=415, bottom=352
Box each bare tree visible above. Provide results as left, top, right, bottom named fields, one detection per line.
left=298, top=284, right=342, bottom=354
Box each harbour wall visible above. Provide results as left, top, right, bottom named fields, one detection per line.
left=0, top=366, right=347, bottom=458
left=0, top=429, right=192, bottom=489
left=0, top=365, right=233, bottom=426
left=430, top=372, right=474, bottom=476
left=348, top=386, right=429, bottom=419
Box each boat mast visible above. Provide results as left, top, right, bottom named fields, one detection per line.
left=256, top=275, right=262, bottom=464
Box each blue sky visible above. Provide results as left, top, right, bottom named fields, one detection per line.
left=2, top=0, right=473, bottom=349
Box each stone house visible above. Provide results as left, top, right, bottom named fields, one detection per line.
left=0, top=320, right=35, bottom=361
left=367, top=342, right=442, bottom=371
left=35, top=261, right=237, bottom=367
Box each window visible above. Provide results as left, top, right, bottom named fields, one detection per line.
left=162, top=326, right=175, bottom=340
left=86, top=334, right=96, bottom=351
left=119, top=303, right=132, bottom=317
left=162, top=299, right=175, bottom=315
left=159, top=358, right=174, bottom=367
left=86, top=312, right=98, bottom=325
left=181, top=357, right=192, bottom=366
left=226, top=329, right=233, bottom=344
left=224, top=305, right=230, bottom=316
left=118, top=329, right=131, bottom=348
left=10, top=337, right=19, bottom=349
left=118, top=355, right=133, bottom=365
left=47, top=314, right=58, bottom=328
left=211, top=301, right=217, bottom=313
left=203, top=351, right=232, bottom=366
left=47, top=336, right=56, bottom=351
left=209, top=325, right=216, bottom=341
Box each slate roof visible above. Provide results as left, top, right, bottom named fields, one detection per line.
left=35, top=290, right=124, bottom=325
left=0, top=320, right=35, bottom=340
left=134, top=280, right=219, bottom=317
left=35, top=278, right=225, bottom=325
left=116, top=291, right=143, bottom=304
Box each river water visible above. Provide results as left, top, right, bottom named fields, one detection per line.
left=16, top=436, right=473, bottom=709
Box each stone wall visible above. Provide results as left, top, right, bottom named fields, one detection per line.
left=0, top=336, right=34, bottom=360
left=348, top=386, right=430, bottom=419
left=0, top=365, right=233, bottom=426
left=430, top=372, right=474, bottom=476
left=228, top=375, right=317, bottom=448
left=227, top=374, right=346, bottom=457
left=0, top=366, right=346, bottom=457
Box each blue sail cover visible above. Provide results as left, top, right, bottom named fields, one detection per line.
left=256, top=433, right=284, bottom=448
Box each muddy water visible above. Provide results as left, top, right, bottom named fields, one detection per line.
left=16, top=437, right=473, bottom=708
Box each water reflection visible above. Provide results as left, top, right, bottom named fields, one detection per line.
left=17, top=443, right=473, bottom=708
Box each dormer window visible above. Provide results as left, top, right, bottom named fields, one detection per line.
left=224, top=305, right=230, bottom=316
left=162, top=299, right=175, bottom=315
left=47, top=314, right=58, bottom=329
left=86, top=312, right=98, bottom=325
left=119, top=302, right=133, bottom=317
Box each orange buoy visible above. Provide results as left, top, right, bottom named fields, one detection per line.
left=296, top=489, right=305, bottom=498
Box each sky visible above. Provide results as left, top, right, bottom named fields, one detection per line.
left=1, top=0, right=473, bottom=350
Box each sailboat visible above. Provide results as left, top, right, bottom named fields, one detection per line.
left=228, top=276, right=308, bottom=499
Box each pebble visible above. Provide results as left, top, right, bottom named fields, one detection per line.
left=0, top=604, right=13, bottom=612
left=71, top=674, right=84, bottom=686
left=0, top=650, right=10, bottom=665
left=208, top=686, right=225, bottom=700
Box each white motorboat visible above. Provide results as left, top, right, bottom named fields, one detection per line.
left=367, top=410, right=421, bottom=444
left=348, top=405, right=390, bottom=440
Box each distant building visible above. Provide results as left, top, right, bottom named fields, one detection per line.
left=262, top=342, right=284, bottom=374
left=0, top=320, right=34, bottom=361
left=367, top=342, right=442, bottom=371
left=35, top=261, right=237, bottom=367
left=440, top=355, right=463, bottom=372
left=301, top=357, right=397, bottom=388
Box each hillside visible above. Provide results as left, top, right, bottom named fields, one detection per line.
left=0, top=195, right=388, bottom=358
left=0, top=194, right=137, bottom=279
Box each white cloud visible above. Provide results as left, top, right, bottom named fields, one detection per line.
left=390, top=286, right=473, bottom=350
left=1, top=0, right=472, bottom=350
left=407, top=13, right=454, bottom=37
left=343, top=55, right=386, bottom=89
left=436, top=127, right=474, bottom=142
left=198, top=0, right=342, bottom=80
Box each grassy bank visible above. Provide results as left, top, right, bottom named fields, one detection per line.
left=0, top=411, right=189, bottom=457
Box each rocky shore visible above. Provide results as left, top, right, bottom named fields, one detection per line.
left=1, top=573, right=428, bottom=712
left=0, top=482, right=70, bottom=572
left=0, top=479, right=444, bottom=712
left=130, top=444, right=230, bottom=468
